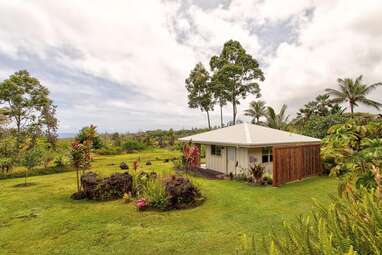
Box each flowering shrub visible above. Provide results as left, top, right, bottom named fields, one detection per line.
left=183, top=143, right=200, bottom=170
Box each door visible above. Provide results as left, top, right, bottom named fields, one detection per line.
left=226, top=147, right=236, bottom=174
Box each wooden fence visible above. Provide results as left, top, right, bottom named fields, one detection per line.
left=272, top=143, right=321, bottom=187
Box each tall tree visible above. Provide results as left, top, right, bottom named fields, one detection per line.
left=244, top=100, right=266, bottom=124
left=265, top=104, right=289, bottom=130
left=210, top=40, right=264, bottom=125
left=0, top=70, right=55, bottom=151
left=210, top=70, right=229, bottom=128
left=41, top=104, right=58, bottom=149
left=325, top=75, right=382, bottom=117
left=185, top=63, right=215, bottom=129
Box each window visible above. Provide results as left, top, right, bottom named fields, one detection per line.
left=262, top=147, right=273, bottom=163
left=211, top=145, right=223, bottom=156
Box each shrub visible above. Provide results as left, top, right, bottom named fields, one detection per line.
left=164, top=175, right=203, bottom=210
left=53, top=155, right=67, bottom=170
left=122, top=139, right=146, bottom=151
left=145, top=160, right=152, bottom=165
left=95, top=146, right=122, bottom=155
left=0, top=158, right=13, bottom=174
left=140, top=179, right=167, bottom=210
left=248, top=163, right=265, bottom=183
left=75, top=171, right=133, bottom=201
left=120, top=162, right=129, bottom=170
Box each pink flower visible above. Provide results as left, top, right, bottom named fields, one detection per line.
left=135, top=198, right=147, bottom=210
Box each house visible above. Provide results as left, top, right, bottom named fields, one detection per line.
left=179, top=123, right=322, bottom=186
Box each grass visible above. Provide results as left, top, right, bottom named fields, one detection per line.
left=0, top=149, right=337, bottom=255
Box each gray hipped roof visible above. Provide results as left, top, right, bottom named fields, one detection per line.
left=179, top=123, right=320, bottom=147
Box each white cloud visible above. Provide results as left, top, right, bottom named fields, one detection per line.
left=0, top=0, right=381, bottom=131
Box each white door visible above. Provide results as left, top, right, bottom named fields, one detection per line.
left=226, top=147, right=236, bottom=174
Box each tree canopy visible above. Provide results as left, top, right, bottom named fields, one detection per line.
left=185, top=63, right=215, bottom=129
left=210, top=40, right=264, bottom=125
left=325, top=75, right=382, bottom=117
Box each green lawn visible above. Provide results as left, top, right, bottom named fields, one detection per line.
left=0, top=149, right=337, bottom=255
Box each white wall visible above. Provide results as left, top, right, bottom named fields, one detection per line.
left=205, top=145, right=226, bottom=174
left=248, top=147, right=273, bottom=174
left=205, top=145, right=273, bottom=175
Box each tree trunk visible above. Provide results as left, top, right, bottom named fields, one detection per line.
left=232, top=101, right=237, bottom=125
left=256, top=117, right=259, bottom=124
left=350, top=102, right=354, bottom=118
left=76, top=169, right=80, bottom=192
left=206, top=111, right=211, bottom=129
left=220, top=104, right=223, bottom=128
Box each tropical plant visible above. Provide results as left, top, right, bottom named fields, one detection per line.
left=295, top=94, right=345, bottom=124
left=321, top=119, right=382, bottom=188
left=248, top=162, right=265, bottom=183
left=264, top=104, right=289, bottom=130
left=244, top=100, right=267, bottom=124
left=185, top=63, right=215, bottom=129
left=122, top=139, right=146, bottom=151
left=325, top=75, right=382, bottom=117
left=237, top=181, right=382, bottom=255
left=210, top=40, right=265, bottom=125
left=183, top=143, right=200, bottom=171
left=297, top=114, right=348, bottom=139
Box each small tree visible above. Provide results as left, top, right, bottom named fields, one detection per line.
left=183, top=142, right=200, bottom=172
left=21, top=148, right=42, bottom=186
left=70, top=142, right=87, bottom=192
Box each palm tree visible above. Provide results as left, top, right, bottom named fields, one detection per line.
left=265, top=104, right=289, bottom=130
left=325, top=75, right=382, bottom=117
left=244, top=100, right=266, bottom=124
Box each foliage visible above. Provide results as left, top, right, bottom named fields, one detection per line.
left=0, top=157, right=14, bottom=174
left=248, top=163, right=265, bottom=183
left=122, top=139, right=146, bottom=151
left=120, top=161, right=129, bottom=170
left=164, top=175, right=203, bottom=210
left=21, top=147, right=42, bottom=185
left=320, top=119, right=382, bottom=185
left=295, top=94, right=345, bottom=125
left=297, top=114, right=348, bottom=139
left=325, top=75, right=382, bottom=117
left=78, top=171, right=133, bottom=201
left=76, top=124, right=102, bottom=149
left=183, top=143, right=200, bottom=170
left=139, top=178, right=167, bottom=210
left=264, top=104, right=289, bottom=130
left=210, top=40, right=265, bottom=124
left=0, top=70, right=56, bottom=151
left=238, top=182, right=382, bottom=255
left=52, top=154, right=67, bottom=170
left=70, top=141, right=88, bottom=192
left=95, top=145, right=122, bottom=155
left=244, top=100, right=266, bottom=124
left=185, top=63, right=215, bottom=129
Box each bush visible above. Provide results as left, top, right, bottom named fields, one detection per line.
left=119, top=162, right=129, bottom=170
left=248, top=163, right=265, bottom=183
left=164, top=175, right=203, bottom=210
left=53, top=155, right=67, bottom=170
left=77, top=171, right=133, bottom=201
left=95, top=146, right=122, bottom=155
left=122, top=139, right=146, bottom=151
left=145, top=160, right=152, bottom=165
left=140, top=179, right=167, bottom=210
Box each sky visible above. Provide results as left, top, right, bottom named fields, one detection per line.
left=1, top=0, right=382, bottom=133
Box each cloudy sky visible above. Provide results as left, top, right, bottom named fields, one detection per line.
left=1, top=0, right=382, bottom=133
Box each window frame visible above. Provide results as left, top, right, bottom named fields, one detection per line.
left=211, top=145, right=223, bottom=156
left=261, top=147, right=273, bottom=163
